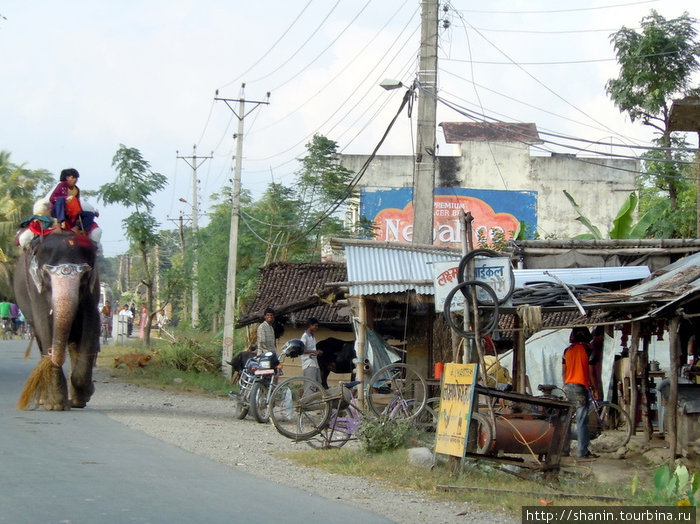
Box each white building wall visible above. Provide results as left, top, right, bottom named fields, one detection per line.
left=341, top=146, right=639, bottom=240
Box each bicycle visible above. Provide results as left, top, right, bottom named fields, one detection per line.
left=1, top=318, right=13, bottom=340
left=538, top=384, right=632, bottom=453
left=268, top=363, right=430, bottom=448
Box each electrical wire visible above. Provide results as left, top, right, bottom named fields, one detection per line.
left=432, top=89, right=700, bottom=168
left=269, top=0, right=373, bottom=93
left=237, top=89, right=413, bottom=248
left=460, top=0, right=660, bottom=15
left=249, top=19, right=421, bottom=162
left=247, top=0, right=342, bottom=85
left=218, top=0, right=314, bottom=90
left=248, top=0, right=416, bottom=137
left=449, top=8, right=641, bottom=148
left=441, top=50, right=679, bottom=66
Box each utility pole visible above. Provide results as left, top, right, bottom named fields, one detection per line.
left=216, top=84, right=270, bottom=375
left=176, top=146, right=212, bottom=328
left=413, top=0, right=439, bottom=245
left=167, top=213, right=190, bottom=325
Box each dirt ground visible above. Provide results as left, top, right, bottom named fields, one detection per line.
left=559, top=432, right=700, bottom=486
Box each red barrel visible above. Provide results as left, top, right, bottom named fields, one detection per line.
left=434, top=362, right=444, bottom=379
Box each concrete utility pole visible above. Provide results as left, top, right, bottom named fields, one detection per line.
left=166, top=214, right=190, bottom=324
left=413, top=0, right=439, bottom=245
left=216, top=85, right=270, bottom=375
left=176, top=146, right=212, bottom=328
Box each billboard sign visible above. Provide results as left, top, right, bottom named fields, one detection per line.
left=361, top=186, right=537, bottom=247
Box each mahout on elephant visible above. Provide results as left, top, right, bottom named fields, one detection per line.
left=14, top=230, right=100, bottom=410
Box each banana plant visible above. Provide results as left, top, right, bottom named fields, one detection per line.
left=563, top=190, right=663, bottom=240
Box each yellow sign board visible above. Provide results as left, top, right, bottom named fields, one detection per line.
left=435, top=363, right=478, bottom=457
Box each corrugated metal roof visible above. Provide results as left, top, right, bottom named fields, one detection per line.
left=344, top=244, right=459, bottom=296
left=342, top=242, right=650, bottom=297
left=515, top=266, right=650, bottom=287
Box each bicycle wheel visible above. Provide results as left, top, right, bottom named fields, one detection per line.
left=588, top=402, right=632, bottom=453
left=269, top=376, right=330, bottom=441
left=250, top=381, right=271, bottom=423
left=367, top=363, right=427, bottom=420
left=305, top=407, right=356, bottom=450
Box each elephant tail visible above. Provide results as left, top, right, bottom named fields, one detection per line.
left=17, top=357, right=53, bottom=410
left=23, top=334, right=34, bottom=360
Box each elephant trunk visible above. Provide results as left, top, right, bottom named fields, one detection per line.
left=45, top=263, right=91, bottom=367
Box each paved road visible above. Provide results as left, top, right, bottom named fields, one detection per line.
left=0, top=339, right=392, bottom=524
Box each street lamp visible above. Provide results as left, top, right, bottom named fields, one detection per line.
left=380, top=79, right=404, bottom=91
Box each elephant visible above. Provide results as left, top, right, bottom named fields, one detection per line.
left=14, top=230, right=100, bottom=410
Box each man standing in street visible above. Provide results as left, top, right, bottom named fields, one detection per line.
left=256, top=307, right=277, bottom=354
left=562, top=326, right=598, bottom=459
left=301, top=317, right=323, bottom=384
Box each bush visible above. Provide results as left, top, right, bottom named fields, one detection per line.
left=357, top=417, right=413, bottom=453
left=158, top=337, right=220, bottom=373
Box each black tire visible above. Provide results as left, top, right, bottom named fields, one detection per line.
left=250, top=381, right=271, bottom=423
left=470, top=412, right=494, bottom=455
left=457, top=249, right=514, bottom=304
left=305, top=408, right=354, bottom=449
left=442, top=280, right=499, bottom=338
left=588, top=402, right=632, bottom=453
left=367, top=363, right=427, bottom=420
left=269, top=377, right=330, bottom=441
left=228, top=391, right=248, bottom=420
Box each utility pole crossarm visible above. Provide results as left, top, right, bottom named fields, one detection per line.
left=214, top=95, right=270, bottom=121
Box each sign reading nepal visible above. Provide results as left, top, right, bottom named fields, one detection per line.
left=360, top=186, right=538, bottom=247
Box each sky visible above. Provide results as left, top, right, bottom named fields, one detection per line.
left=1, top=0, right=698, bottom=257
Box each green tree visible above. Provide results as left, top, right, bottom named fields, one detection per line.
left=638, top=135, right=698, bottom=237
left=0, top=152, right=54, bottom=296
left=606, top=10, right=700, bottom=216
left=98, top=145, right=167, bottom=346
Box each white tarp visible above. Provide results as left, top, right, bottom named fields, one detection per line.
left=500, top=329, right=615, bottom=401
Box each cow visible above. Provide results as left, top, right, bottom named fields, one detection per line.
left=316, top=337, right=357, bottom=389
left=226, top=348, right=257, bottom=384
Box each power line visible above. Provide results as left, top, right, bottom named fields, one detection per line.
left=459, top=0, right=659, bottom=15
left=441, top=50, right=678, bottom=66
left=247, top=0, right=342, bottom=85
left=247, top=0, right=415, bottom=138
left=218, top=0, right=314, bottom=90
left=269, top=0, right=373, bottom=93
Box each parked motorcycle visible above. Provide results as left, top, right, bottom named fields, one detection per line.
left=228, top=339, right=305, bottom=423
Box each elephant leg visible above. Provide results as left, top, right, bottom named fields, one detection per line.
left=68, top=344, right=95, bottom=408
left=42, top=363, right=70, bottom=411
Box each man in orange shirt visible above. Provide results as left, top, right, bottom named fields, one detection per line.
left=562, top=326, right=599, bottom=458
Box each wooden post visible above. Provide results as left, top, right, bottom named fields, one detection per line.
left=628, top=323, right=639, bottom=436
left=668, top=316, right=680, bottom=463
left=640, top=333, right=653, bottom=440
left=512, top=316, right=522, bottom=393
left=357, top=297, right=367, bottom=407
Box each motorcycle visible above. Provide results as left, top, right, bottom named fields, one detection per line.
left=228, top=339, right=305, bottom=423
